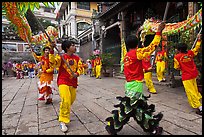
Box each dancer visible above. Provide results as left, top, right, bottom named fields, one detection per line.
left=94, top=54, right=102, bottom=79
left=16, top=61, right=24, bottom=79
left=49, top=38, right=83, bottom=132
left=142, top=55, right=157, bottom=94
left=28, top=61, right=35, bottom=78
left=32, top=44, right=54, bottom=104
left=155, top=46, right=168, bottom=82
left=174, top=34, right=202, bottom=115
left=137, top=38, right=157, bottom=94
left=105, top=22, right=165, bottom=135
left=91, top=57, right=95, bottom=77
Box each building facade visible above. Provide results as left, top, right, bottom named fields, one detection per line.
left=34, top=3, right=58, bottom=26
left=93, top=2, right=201, bottom=64
left=56, top=2, right=98, bottom=39
left=55, top=2, right=98, bottom=59
left=77, top=2, right=201, bottom=75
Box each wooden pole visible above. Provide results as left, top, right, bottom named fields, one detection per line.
left=27, top=9, right=75, bottom=77
left=191, top=28, right=202, bottom=50
left=24, top=30, right=37, bottom=64
left=163, top=2, right=170, bottom=21
left=152, top=2, right=170, bottom=67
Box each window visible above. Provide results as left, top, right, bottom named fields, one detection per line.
left=77, top=22, right=91, bottom=31
left=2, top=15, right=6, bottom=19
left=24, top=44, right=30, bottom=52
left=2, top=43, right=17, bottom=52
left=77, top=2, right=90, bottom=10
left=2, top=26, right=5, bottom=32
left=77, top=22, right=91, bottom=35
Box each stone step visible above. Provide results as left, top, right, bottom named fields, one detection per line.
left=114, top=73, right=182, bottom=88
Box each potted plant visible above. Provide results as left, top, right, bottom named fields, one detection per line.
left=101, top=53, right=115, bottom=77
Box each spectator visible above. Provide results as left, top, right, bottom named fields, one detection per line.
left=2, top=62, right=8, bottom=77
left=12, top=61, right=17, bottom=77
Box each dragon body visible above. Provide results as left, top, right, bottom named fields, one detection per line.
left=140, top=9, right=202, bottom=42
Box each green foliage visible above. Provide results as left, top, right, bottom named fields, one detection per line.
left=34, top=2, right=40, bottom=9
left=166, top=41, right=176, bottom=71
left=88, top=53, right=116, bottom=73
left=101, top=53, right=115, bottom=73
left=178, top=30, right=192, bottom=49
left=2, top=2, right=58, bottom=16
left=89, top=55, right=95, bottom=60
left=42, top=2, right=49, bottom=7
left=198, top=2, right=202, bottom=7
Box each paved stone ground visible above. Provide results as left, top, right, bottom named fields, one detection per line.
left=2, top=74, right=202, bottom=135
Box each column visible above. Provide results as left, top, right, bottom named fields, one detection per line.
left=70, top=16, right=77, bottom=38
left=188, top=2, right=194, bottom=45
left=70, top=2, right=77, bottom=38
left=60, top=25, right=63, bottom=38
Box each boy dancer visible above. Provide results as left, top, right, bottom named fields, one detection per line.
left=142, top=55, right=157, bottom=94
left=105, top=22, right=165, bottom=135
left=174, top=34, right=202, bottom=115
left=137, top=40, right=157, bottom=94
left=49, top=38, right=83, bottom=132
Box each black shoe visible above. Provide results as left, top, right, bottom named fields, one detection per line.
left=161, top=79, right=166, bottom=82
left=196, top=109, right=202, bottom=115
left=105, top=125, right=117, bottom=135
left=153, top=112, right=163, bottom=121
left=148, top=104, right=155, bottom=112
left=150, top=127, right=163, bottom=135
left=45, top=98, right=52, bottom=104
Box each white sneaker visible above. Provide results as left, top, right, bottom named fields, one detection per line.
left=60, top=122, right=68, bottom=132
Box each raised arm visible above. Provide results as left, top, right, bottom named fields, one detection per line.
left=191, top=34, right=202, bottom=56
left=174, top=58, right=180, bottom=70
left=49, top=49, right=62, bottom=69
left=32, top=52, right=41, bottom=62
left=137, top=22, right=165, bottom=60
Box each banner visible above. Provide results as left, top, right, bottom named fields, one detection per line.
left=120, top=37, right=127, bottom=73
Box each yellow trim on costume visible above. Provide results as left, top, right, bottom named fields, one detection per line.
left=192, top=41, right=201, bottom=56
left=174, top=58, right=180, bottom=70
left=137, top=34, right=161, bottom=60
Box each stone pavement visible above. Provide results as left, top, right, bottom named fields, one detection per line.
left=2, top=75, right=202, bottom=135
